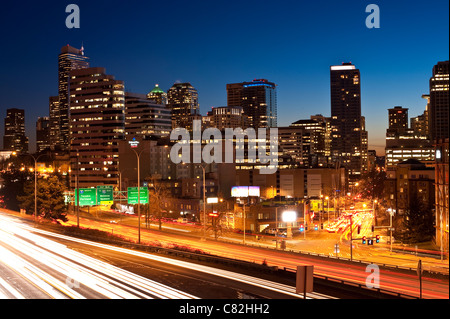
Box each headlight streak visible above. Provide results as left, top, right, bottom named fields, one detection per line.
left=1, top=216, right=330, bottom=299
left=0, top=274, right=25, bottom=299
left=0, top=215, right=198, bottom=299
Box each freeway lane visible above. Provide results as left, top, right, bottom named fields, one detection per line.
left=0, top=214, right=198, bottom=299
left=0, top=213, right=331, bottom=299
left=58, top=214, right=449, bottom=299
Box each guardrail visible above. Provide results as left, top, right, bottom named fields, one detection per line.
left=217, top=236, right=448, bottom=277
left=55, top=229, right=420, bottom=299
left=278, top=266, right=418, bottom=299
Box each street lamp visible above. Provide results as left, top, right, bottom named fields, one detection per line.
left=282, top=210, right=297, bottom=239
left=372, top=199, right=378, bottom=234
left=13, top=152, right=48, bottom=223
left=129, top=138, right=146, bottom=244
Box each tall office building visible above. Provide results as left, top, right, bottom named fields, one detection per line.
left=330, top=62, right=367, bottom=182
left=385, top=106, right=434, bottom=169
left=387, top=106, right=409, bottom=134
left=167, top=82, right=199, bottom=129
left=411, top=95, right=430, bottom=138
left=226, top=79, right=277, bottom=129
left=125, top=92, right=172, bottom=138
left=429, top=61, right=449, bottom=141
left=36, top=116, right=50, bottom=153
left=205, top=106, right=248, bottom=131
left=147, top=84, right=167, bottom=105
left=55, top=44, right=90, bottom=150
left=48, top=96, right=60, bottom=148
left=429, top=61, right=449, bottom=252
left=3, top=108, right=28, bottom=153
left=69, top=67, right=125, bottom=188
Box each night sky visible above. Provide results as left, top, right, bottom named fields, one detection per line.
left=0, top=0, right=448, bottom=154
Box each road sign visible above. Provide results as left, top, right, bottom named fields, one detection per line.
left=97, top=186, right=114, bottom=205
left=296, top=265, right=314, bottom=297
left=127, top=187, right=149, bottom=204
left=334, top=244, right=340, bottom=254
left=75, top=188, right=97, bottom=206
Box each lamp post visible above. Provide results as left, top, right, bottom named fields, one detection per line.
left=372, top=199, right=378, bottom=234
left=129, top=138, right=146, bottom=244
left=13, top=152, right=48, bottom=223
left=202, top=164, right=207, bottom=241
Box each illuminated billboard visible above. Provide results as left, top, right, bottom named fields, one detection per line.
left=231, top=186, right=260, bottom=197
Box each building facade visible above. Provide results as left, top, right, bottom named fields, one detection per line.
left=55, top=44, right=90, bottom=150
left=69, top=67, right=125, bottom=188
left=147, top=84, right=167, bottom=105
left=3, top=108, right=28, bottom=153
left=167, top=82, right=199, bottom=129
left=125, top=92, right=172, bottom=138
left=385, top=106, right=435, bottom=169
left=384, top=159, right=435, bottom=215
left=36, top=116, right=51, bottom=152
left=226, top=79, right=277, bottom=129
left=330, top=63, right=367, bottom=183
left=429, top=61, right=449, bottom=141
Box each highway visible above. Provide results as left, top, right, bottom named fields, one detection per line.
left=58, top=212, right=449, bottom=299
left=0, top=213, right=331, bottom=299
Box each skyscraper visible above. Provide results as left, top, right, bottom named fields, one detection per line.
left=147, top=84, right=167, bottom=105
left=429, top=61, right=449, bottom=141
left=429, top=61, right=449, bottom=253
left=48, top=96, right=60, bottom=148
left=36, top=116, right=50, bottom=153
left=385, top=106, right=434, bottom=169
left=3, top=108, right=28, bottom=153
left=167, top=82, right=199, bottom=129
left=125, top=92, right=172, bottom=138
left=226, top=79, right=277, bottom=129
left=55, top=44, right=90, bottom=150
left=387, top=106, right=409, bottom=134
left=330, top=62, right=367, bottom=182
left=69, top=67, right=125, bottom=188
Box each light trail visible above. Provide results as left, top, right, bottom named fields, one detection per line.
left=0, top=214, right=332, bottom=299
left=0, top=214, right=198, bottom=299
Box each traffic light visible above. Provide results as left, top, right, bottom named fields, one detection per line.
left=320, top=223, right=324, bottom=230
left=314, top=224, right=318, bottom=231
left=299, top=224, right=304, bottom=232
left=376, top=235, right=380, bottom=243
left=362, top=236, right=367, bottom=244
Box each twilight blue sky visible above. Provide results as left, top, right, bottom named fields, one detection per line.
left=0, top=0, right=448, bottom=154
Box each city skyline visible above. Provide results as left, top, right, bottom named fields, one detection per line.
left=0, top=0, right=449, bottom=155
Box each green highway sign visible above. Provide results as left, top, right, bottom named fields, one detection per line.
left=97, top=185, right=114, bottom=205
left=127, top=187, right=149, bottom=204
left=75, top=188, right=97, bottom=206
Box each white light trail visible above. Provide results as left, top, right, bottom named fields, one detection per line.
left=0, top=214, right=198, bottom=299
left=0, top=214, right=333, bottom=299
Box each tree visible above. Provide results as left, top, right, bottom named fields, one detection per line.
left=0, top=170, right=33, bottom=211
left=17, top=174, right=68, bottom=223
left=399, top=192, right=435, bottom=243
left=358, top=169, right=386, bottom=200
left=147, top=176, right=171, bottom=231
